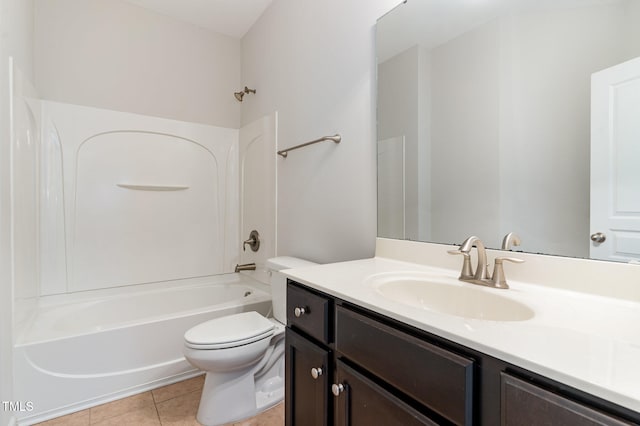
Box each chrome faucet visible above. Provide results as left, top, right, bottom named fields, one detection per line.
left=448, top=235, right=523, bottom=289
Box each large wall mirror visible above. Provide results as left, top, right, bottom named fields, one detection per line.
left=376, top=0, right=640, bottom=262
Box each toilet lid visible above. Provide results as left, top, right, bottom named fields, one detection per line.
left=184, top=311, right=275, bottom=349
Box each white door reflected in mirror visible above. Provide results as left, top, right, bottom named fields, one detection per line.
left=591, top=56, right=640, bottom=262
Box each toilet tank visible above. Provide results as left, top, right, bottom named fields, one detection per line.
left=266, top=257, right=318, bottom=324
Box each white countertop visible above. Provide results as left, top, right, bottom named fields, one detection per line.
left=283, top=256, right=640, bottom=413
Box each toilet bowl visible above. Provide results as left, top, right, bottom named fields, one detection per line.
left=183, top=257, right=317, bottom=426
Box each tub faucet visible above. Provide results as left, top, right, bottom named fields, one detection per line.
left=235, top=263, right=256, bottom=272
left=243, top=230, right=260, bottom=252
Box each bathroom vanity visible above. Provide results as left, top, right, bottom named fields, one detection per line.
left=283, top=241, right=640, bottom=426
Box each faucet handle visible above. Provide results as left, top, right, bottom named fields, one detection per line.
left=447, top=250, right=473, bottom=279
left=491, top=257, right=524, bottom=289
left=495, top=257, right=525, bottom=264
left=243, top=230, right=260, bottom=252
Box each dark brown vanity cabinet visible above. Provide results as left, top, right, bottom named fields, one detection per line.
left=285, top=280, right=640, bottom=426
left=501, top=374, right=635, bottom=426
left=286, top=281, right=474, bottom=426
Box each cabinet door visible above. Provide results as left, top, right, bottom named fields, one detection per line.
left=336, top=306, right=474, bottom=425
left=501, top=373, right=634, bottom=426
left=333, top=360, right=439, bottom=426
left=285, top=329, right=331, bottom=426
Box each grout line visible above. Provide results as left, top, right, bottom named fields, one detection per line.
left=153, top=399, right=162, bottom=426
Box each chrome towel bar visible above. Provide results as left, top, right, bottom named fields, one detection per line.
left=277, top=134, right=341, bottom=158
left=116, top=183, right=189, bottom=191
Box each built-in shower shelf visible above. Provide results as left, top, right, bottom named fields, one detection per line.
left=116, top=183, right=190, bottom=191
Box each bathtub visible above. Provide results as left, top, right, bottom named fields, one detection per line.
left=13, top=273, right=272, bottom=425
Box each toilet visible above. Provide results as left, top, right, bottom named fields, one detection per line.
left=183, top=257, right=317, bottom=426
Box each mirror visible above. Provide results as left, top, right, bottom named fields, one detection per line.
left=376, top=0, right=640, bottom=262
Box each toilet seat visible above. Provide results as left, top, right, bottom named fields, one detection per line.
left=184, top=311, right=275, bottom=350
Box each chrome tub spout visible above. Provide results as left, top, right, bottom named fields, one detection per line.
left=235, top=263, right=256, bottom=272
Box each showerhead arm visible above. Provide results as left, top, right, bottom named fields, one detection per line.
left=234, top=86, right=256, bottom=102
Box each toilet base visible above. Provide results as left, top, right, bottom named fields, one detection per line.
left=195, top=348, right=284, bottom=426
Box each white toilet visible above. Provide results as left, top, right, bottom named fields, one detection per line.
left=183, top=257, right=316, bottom=426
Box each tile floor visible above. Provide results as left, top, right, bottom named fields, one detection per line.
left=35, top=375, right=284, bottom=426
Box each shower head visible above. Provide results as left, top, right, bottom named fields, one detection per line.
left=234, top=86, right=256, bottom=102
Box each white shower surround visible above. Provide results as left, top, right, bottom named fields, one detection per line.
left=39, top=101, right=241, bottom=295
left=11, top=96, right=278, bottom=423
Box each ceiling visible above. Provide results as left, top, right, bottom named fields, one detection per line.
left=123, top=0, right=274, bottom=38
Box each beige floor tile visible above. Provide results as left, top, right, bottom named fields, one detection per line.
left=233, top=403, right=284, bottom=426
left=91, top=405, right=160, bottom=426
left=35, top=378, right=281, bottom=426
left=89, top=392, right=155, bottom=424
left=35, top=409, right=90, bottom=426
left=155, top=389, right=202, bottom=426
left=152, top=374, right=205, bottom=404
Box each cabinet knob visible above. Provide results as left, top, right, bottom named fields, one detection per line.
left=590, top=232, right=606, bottom=243
left=310, top=367, right=323, bottom=379
left=294, top=307, right=306, bottom=317
left=332, top=383, right=345, bottom=396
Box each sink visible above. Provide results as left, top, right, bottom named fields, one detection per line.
left=367, top=272, right=534, bottom=322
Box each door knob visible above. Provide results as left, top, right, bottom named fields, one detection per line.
left=590, top=232, right=606, bottom=243
left=310, top=367, right=323, bottom=379
left=332, top=383, right=345, bottom=396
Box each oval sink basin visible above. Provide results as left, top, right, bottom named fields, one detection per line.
left=368, top=273, right=534, bottom=322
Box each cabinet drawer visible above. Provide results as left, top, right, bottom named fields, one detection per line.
left=501, top=373, right=634, bottom=426
left=336, top=306, right=474, bottom=426
left=334, top=359, right=439, bottom=426
left=287, top=282, right=332, bottom=344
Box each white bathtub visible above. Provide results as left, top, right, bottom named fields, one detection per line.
left=13, top=273, right=272, bottom=425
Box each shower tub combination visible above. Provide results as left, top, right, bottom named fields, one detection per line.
left=11, top=100, right=278, bottom=424
left=14, top=275, right=271, bottom=424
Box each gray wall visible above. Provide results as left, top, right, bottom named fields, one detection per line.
left=34, top=0, right=241, bottom=128
left=241, top=0, right=399, bottom=263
